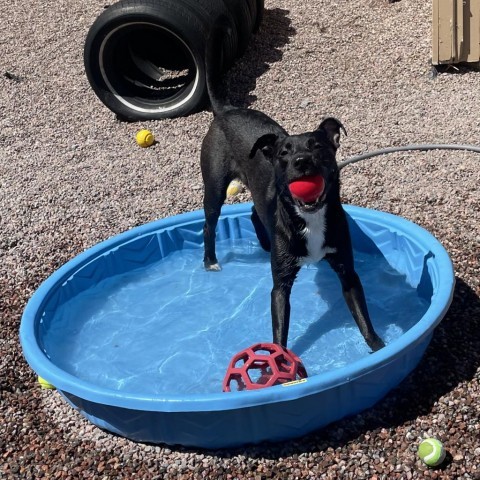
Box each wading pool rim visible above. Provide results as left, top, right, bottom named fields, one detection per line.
left=20, top=204, right=454, bottom=447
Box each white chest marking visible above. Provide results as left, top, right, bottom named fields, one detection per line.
left=296, top=206, right=337, bottom=265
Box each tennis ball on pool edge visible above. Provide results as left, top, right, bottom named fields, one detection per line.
left=136, top=129, right=155, bottom=148
left=38, top=376, right=55, bottom=390
left=417, top=438, right=446, bottom=467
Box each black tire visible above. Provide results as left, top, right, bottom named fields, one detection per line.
left=253, top=0, right=264, bottom=32
left=222, top=0, right=255, bottom=56
left=84, top=0, right=238, bottom=120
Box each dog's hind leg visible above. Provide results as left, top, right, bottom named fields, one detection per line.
left=202, top=186, right=228, bottom=270
left=251, top=206, right=271, bottom=252
left=201, top=154, right=232, bottom=271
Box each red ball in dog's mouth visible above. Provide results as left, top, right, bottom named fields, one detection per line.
left=288, top=175, right=325, bottom=203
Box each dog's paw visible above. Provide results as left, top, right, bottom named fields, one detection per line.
left=204, top=262, right=222, bottom=272
left=369, top=335, right=386, bottom=352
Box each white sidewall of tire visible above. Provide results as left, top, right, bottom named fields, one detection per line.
left=99, top=22, right=200, bottom=114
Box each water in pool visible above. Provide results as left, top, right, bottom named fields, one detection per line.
left=43, top=237, right=429, bottom=395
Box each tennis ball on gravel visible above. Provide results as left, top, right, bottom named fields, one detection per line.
left=417, top=438, right=446, bottom=467
left=136, top=129, right=155, bottom=148
left=38, top=376, right=55, bottom=390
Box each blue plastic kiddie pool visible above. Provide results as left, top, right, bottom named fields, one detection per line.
left=20, top=203, right=454, bottom=448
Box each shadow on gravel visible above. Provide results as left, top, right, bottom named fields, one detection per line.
left=430, top=62, right=480, bottom=78
left=223, top=8, right=296, bottom=108
left=203, top=278, right=480, bottom=459
left=312, top=276, right=480, bottom=437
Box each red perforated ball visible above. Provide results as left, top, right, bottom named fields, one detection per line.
left=289, top=175, right=325, bottom=202
left=223, top=343, right=308, bottom=392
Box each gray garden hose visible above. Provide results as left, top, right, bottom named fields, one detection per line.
left=338, top=144, right=480, bottom=170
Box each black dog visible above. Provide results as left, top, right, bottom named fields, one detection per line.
left=200, top=26, right=384, bottom=352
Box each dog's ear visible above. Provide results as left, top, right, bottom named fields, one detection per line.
left=249, top=133, right=278, bottom=159
left=317, top=117, right=347, bottom=149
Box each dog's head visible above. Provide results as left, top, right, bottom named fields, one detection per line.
left=250, top=118, right=346, bottom=213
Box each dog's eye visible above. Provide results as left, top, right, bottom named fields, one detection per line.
left=308, top=138, right=323, bottom=150
left=280, top=143, right=292, bottom=156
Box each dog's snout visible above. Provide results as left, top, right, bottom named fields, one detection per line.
left=294, top=156, right=312, bottom=170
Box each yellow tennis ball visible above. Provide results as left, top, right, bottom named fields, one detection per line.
left=417, top=438, right=446, bottom=467
left=226, top=179, right=243, bottom=197
left=136, top=129, right=155, bottom=148
left=38, top=376, right=55, bottom=390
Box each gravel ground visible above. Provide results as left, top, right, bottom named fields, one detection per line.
left=1, top=0, right=480, bottom=478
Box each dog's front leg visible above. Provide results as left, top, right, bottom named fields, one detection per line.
left=271, top=283, right=292, bottom=347
left=271, top=247, right=300, bottom=347
left=326, top=255, right=385, bottom=352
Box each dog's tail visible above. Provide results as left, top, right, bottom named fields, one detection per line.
left=205, top=16, right=234, bottom=116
